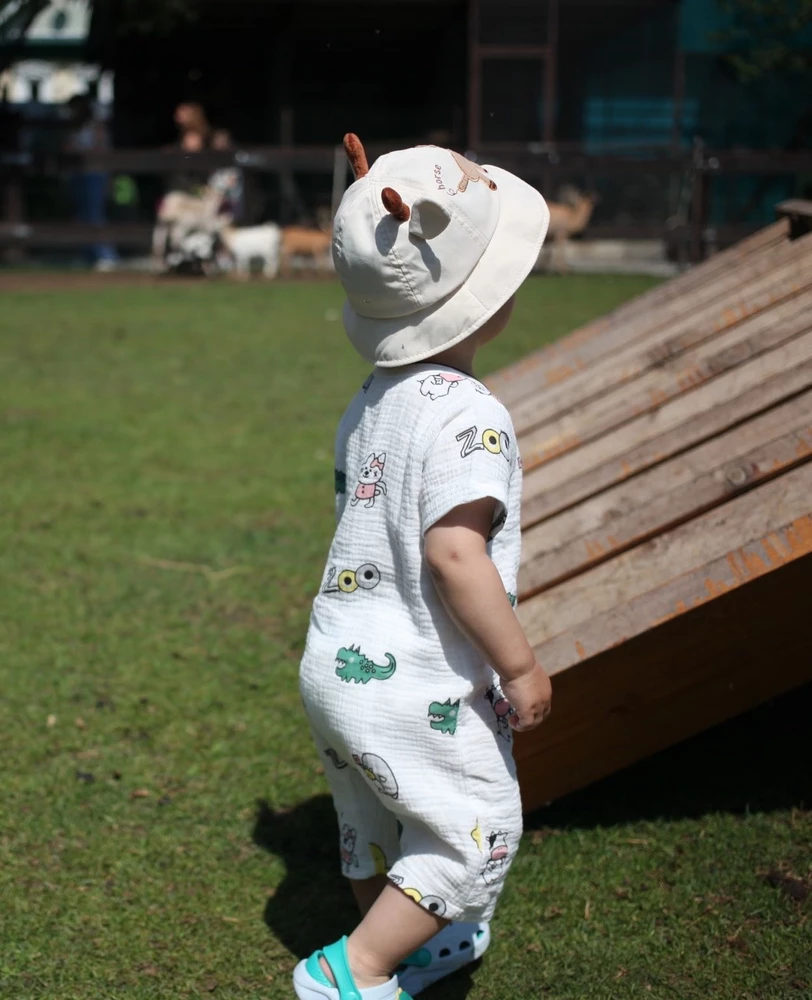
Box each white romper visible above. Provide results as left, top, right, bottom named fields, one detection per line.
left=299, top=363, right=523, bottom=922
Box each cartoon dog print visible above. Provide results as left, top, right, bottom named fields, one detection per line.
left=340, top=824, right=359, bottom=872
left=352, top=752, right=399, bottom=799
left=480, top=831, right=510, bottom=884
left=485, top=683, right=514, bottom=741
left=351, top=453, right=387, bottom=508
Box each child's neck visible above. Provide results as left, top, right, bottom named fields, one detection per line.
left=428, top=340, right=478, bottom=377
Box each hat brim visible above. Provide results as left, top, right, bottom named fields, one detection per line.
left=343, top=164, right=550, bottom=368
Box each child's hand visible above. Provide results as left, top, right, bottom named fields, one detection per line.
left=502, top=663, right=552, bottom=732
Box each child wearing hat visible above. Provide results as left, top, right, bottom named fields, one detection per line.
left=295, top=134, right=553, bottom=1000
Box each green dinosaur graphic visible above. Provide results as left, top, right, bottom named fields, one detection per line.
left=428, top=698, right=460, bottom=735
left=507, top=592, right=517, bottom=608
left=335, top=645, right=396, bottom=684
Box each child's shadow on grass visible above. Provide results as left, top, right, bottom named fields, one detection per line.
left=253, top=797, right=476, bottom=999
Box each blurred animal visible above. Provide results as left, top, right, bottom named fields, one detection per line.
left=280, top=224, right=332, bottom=276
left=220, top=223, right=282, bottom=279
left=545, top=187, right=599, bottom=273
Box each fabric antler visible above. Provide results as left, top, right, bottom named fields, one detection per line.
left=344, top=133, right=369, bottom=180
left=381, top=187, right=410, bottom=222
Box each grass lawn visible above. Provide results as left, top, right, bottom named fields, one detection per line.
left=1, top=274, right=809, bottom=1000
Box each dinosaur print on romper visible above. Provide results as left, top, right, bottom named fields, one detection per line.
left=428, top=698, right=460, bottom=735
left=350, top=452, right=387, bottom=508
left=335, top=645, right=396, bottom=683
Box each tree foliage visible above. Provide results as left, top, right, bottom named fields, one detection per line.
left=716, top=0, right=812, bottom=81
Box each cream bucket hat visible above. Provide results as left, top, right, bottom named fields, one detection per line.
left=332, top=134, right=550, bottom=368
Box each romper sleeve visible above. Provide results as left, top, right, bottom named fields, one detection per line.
left=419, top=394, right=516, bottom=537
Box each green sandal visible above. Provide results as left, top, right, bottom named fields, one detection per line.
left=292, top=936, right=411, bottom=1000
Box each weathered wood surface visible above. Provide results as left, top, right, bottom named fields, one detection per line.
left=514, top=553, right=812, bottom=812
left=517, top=463, right=812, bottom=674
left=488, top=219, right=794, bottom=407
left=519, top=294, right=811, bottom=469
left=519, top=393, right=812, bottom=597
left=512, top=240, right=812, bottom=440
left=521, top=335, right=812, bottom=526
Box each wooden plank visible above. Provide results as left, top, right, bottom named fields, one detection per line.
left=513, top=251, right=812, bottom=439
left=488, top=220, right=794, bottom=405
left=519, top=397, right=812, bottom=596
left=517, top=464, right=812, bottom=667
left=515, top=552, right=812, bottom=811
left=518, top=295, right=812, bottom=467
left=521, top=336, right=812, bottom=525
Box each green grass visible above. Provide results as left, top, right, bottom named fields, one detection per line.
left=1, top=275, right=809, bottom=1000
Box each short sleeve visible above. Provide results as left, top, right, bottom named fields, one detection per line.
left=420, top=396, right=516, bottom=536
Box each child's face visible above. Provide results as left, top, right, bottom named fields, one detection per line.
left=476, top=295, right=516, bottom=347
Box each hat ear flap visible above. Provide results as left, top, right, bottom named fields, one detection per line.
left=408, top=199, right=451, bottom=241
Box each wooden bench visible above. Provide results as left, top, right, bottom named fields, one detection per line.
left=486, top=201, right=812, bottom=813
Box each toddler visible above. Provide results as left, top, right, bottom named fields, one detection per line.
left=295, top=134, right=553, bottom=1000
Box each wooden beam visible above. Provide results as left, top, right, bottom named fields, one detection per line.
left=517, top=463, right=812, bottom=664
left=487, top=220, right=791, bottom=405
left=515, top=551, right=812, bottom=812
left=520, top=336, right=812, bottom=526
left=518, top=291, right=812, bottom=468
left=519, top=394, right=812, bottom=596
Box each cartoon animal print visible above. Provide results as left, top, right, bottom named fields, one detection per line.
left=335, top=469, right=346, bottom=495
left=401, top=887, right=448, bottom=917
left=362, top=373, right=374, bottom=393
left=428, top=698, right=459, bottom=735
left=352, top=752, right=399, bottom=799
left=340, top=824, right=359, bottom=872
left=323, top=562, right=381, bottom=595
left=419, top=372, right=490, bottom=400
left=450, top=150, right=498, bottom=193
left=324, top=748, right=348, bottom=770
left=485, top=683, right=514, bottom=741
left=419, top=372, right=465, bottom=400
left=335, top=645, right=396, bottom=684
left=456, top=426, right=510, bottom=461
left=480, top=831, right=510, bottom=884
left=369, top=842, right=388, bottom=876
left=351, top=453, right=387, bottom=508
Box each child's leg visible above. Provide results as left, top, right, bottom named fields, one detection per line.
left=321, top=882, right=447, bottom=989
left=350, top=874, right=389, bottom=916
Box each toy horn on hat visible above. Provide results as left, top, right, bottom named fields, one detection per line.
left=344, top=132, right=411, bottom=223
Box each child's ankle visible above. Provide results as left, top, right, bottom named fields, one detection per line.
left=318, top=946, right=390, bottom=991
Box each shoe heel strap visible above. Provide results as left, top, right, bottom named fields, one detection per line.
left=321, top=937, right=361, bottom=1000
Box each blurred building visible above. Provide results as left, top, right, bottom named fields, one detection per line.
left=0, top=0, right=112, bottom=115
left=94, top=0, right=809, bottom=227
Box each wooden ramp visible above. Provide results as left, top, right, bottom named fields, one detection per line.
left=487, top=201, right=812, bottom=814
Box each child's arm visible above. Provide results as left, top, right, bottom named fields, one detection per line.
left=424, top=497, right=552, bottom=732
